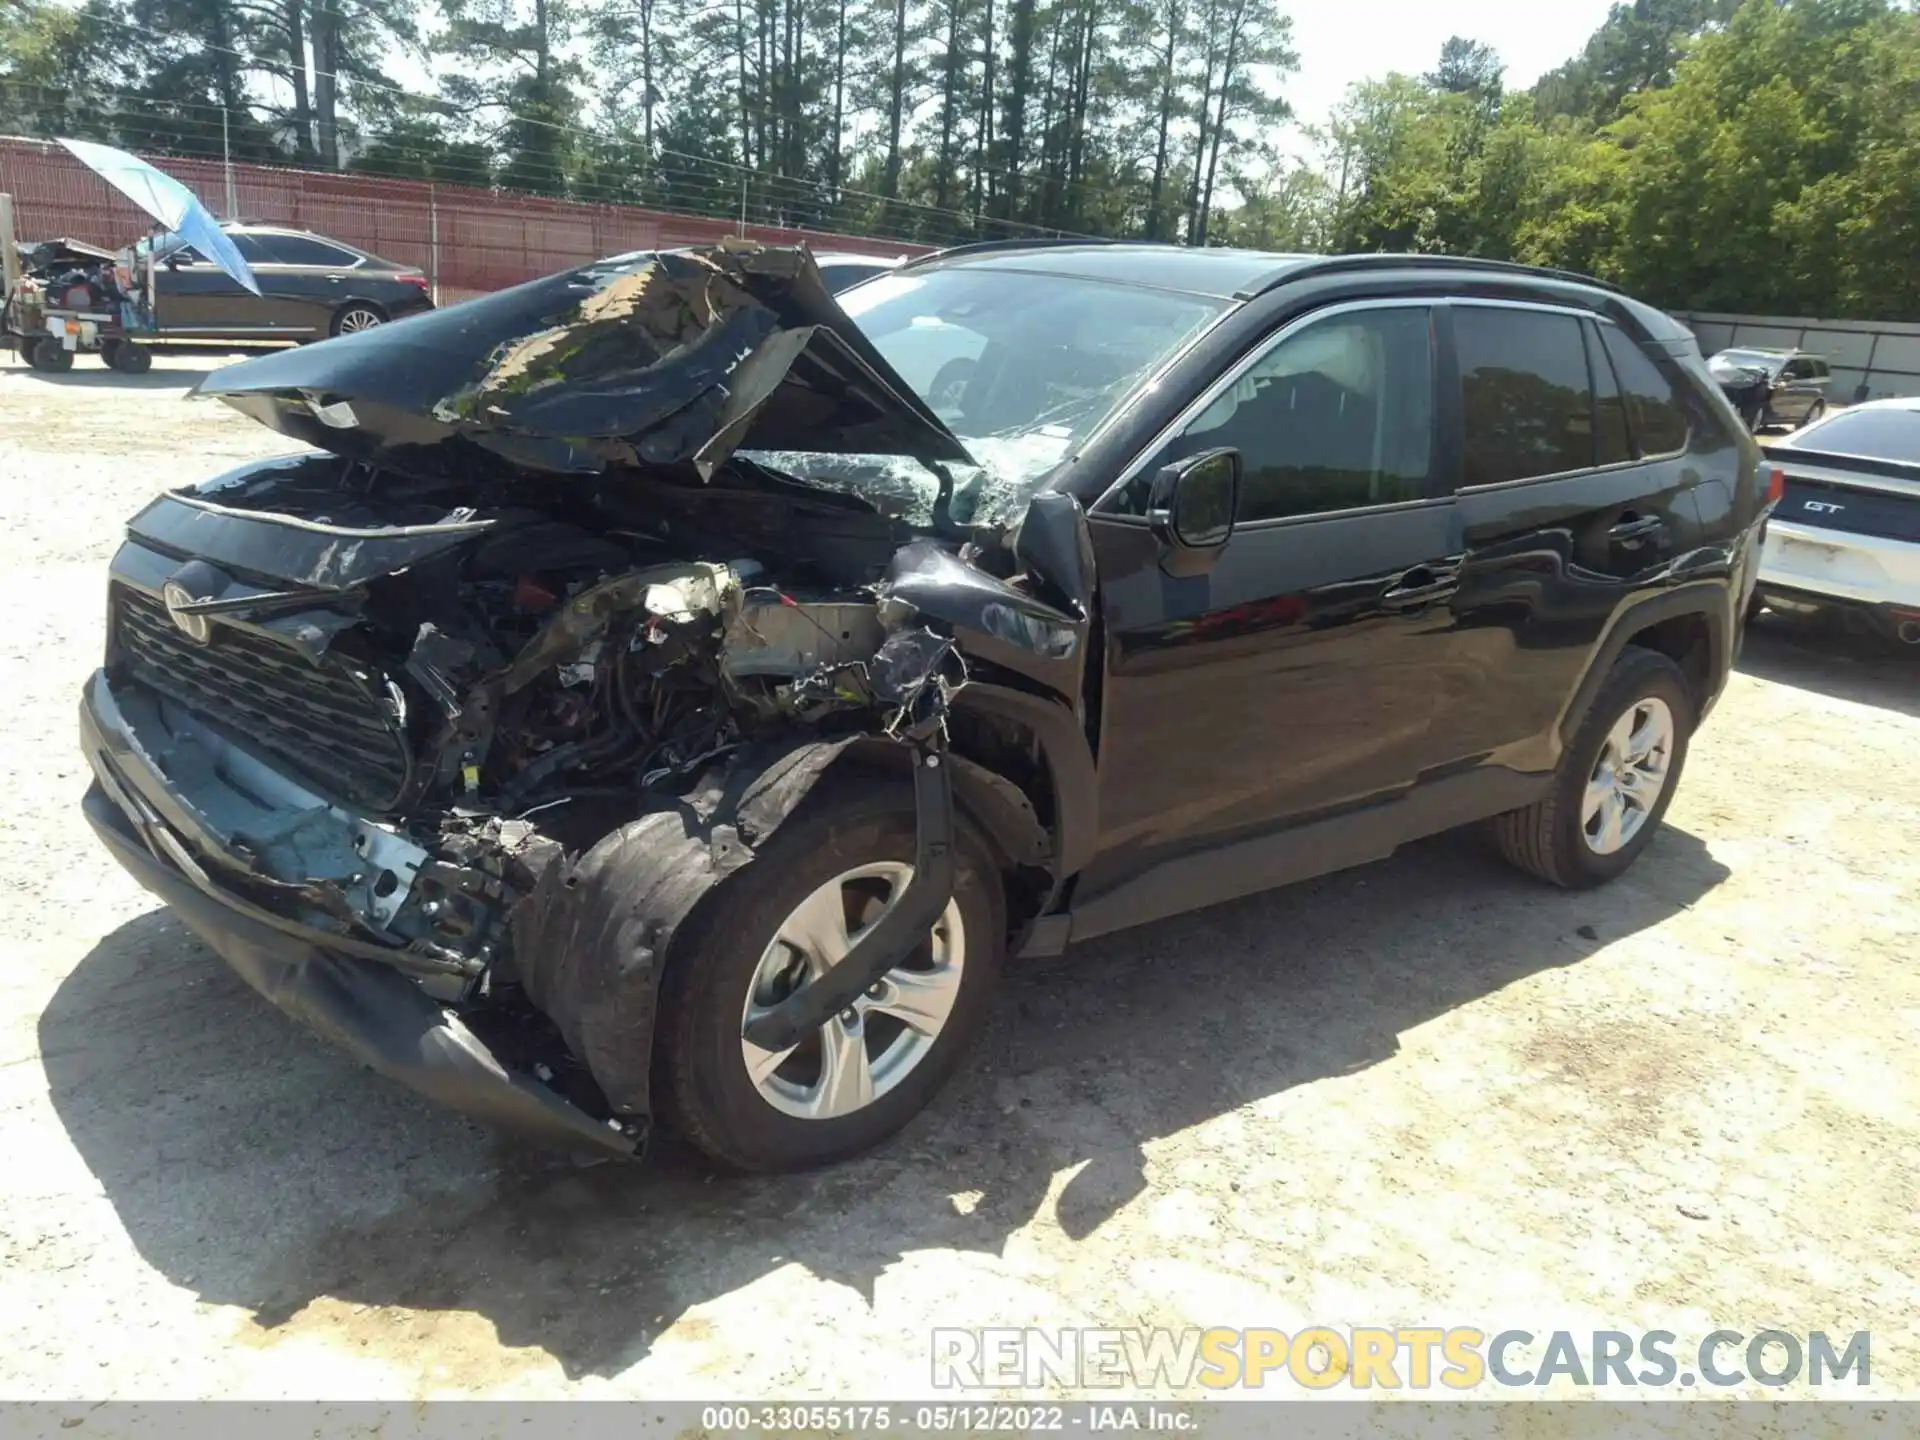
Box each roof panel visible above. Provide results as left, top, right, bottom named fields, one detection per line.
left=942, top=244, right=1317, bottom=297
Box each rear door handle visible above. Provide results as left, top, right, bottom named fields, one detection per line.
left=1380, top=561, right=1461, bottom=612
left=1609, top=514, right=1665, bottom=542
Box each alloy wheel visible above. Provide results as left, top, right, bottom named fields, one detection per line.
left=1582, top=696, right=1675, bottom=855
left=336, top=307, right=384, bottom=334
left=740, top=862, right=965, bottom=1120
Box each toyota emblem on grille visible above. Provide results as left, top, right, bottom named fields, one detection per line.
left=162, top=581, right=213, bottom=644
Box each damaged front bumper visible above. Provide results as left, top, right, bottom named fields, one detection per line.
left=79, top=671, right=640, bottom=1158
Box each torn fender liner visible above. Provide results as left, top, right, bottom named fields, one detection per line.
left=83, top=785, right=635, bottom=1156
left=509, top=735, right=869, bottom=1118
left=194, top=242, right=973, bottom=482
left=740, top=742, right=954, bottom=1052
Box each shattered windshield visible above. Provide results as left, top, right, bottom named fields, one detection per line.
left=1711, top=349, right=1785, bottom=374
left=744, top=267, right=1227, bottom=528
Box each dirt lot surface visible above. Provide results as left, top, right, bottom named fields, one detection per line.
left=2, top=353, right=1916, bottom=1403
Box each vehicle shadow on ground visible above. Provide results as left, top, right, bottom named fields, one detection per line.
left=5, top=363, right=218, bottom=389
left=42, top=826, right=1727, bottom=1380
left=1738, top=614, right=1919, bottom=718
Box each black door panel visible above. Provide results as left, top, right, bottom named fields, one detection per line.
left=1081, top=300, right=1463, bottom=897
left=1439, top=463, right=1697, bottom=773
left=153, top=233, right=290, bottom=334
left=1085, top=500, right=1466, bottom=895
left=1428, top=307, right=1706, bottom=776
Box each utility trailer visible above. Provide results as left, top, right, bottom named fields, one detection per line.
left=1, top=222, right=158, bottom=374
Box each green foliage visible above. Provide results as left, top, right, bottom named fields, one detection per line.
left=1327, top=0, right=1920, bottom=320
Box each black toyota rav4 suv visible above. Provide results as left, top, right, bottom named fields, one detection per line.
left=80, top=241, right=1767, bottom=1171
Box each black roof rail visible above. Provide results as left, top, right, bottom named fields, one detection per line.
left=900, top=235, right=1129, bottom=270
left=1246, top=252, right=1626, bottom=299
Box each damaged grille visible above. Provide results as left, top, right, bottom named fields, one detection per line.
left=114, top=586, right=413, bottom=812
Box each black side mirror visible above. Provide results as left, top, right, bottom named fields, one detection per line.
left=1147, top=447, right=1240, bottom=577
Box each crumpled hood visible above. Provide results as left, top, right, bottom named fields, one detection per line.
left=1708, top=355, right=1772, bottom=385
left=195, top=241, right=973, bottom=481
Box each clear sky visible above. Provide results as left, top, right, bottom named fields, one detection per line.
left=1282, top=0, right=1619, bottom=140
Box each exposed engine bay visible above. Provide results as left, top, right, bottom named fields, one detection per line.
left=116, top=454, right=1008, bottom=976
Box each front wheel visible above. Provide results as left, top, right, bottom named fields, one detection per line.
left=658, top=780, right=1004, bottom=1171
left=28, top=337, right=73, bottom=372
left=1493, top=647, right=1694, bottom=888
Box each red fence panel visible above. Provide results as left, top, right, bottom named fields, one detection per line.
left=0, top=137, right=925, bottom=301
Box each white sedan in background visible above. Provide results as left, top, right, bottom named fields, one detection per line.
left=1757, top=396, right=1920, bottom=645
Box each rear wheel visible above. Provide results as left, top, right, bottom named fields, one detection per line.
left=102, top=339, right=152, bottom=374
left=658, top=780, right=1004, bottom=1172
left=1797, top=399, right=1826, bottom=430
left=331, top=303, right=386, bottom=336
left=1494, top=647, right=1694, bottom=888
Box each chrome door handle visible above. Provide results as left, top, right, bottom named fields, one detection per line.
left=1609, top=514, right=1665, bottom=542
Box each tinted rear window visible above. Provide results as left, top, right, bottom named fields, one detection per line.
left=1789, top=408, right=1920, bottom=465
left=1456, top=306, right=1595, bottom=486
left=1602, top=325, right=1690, bottom=456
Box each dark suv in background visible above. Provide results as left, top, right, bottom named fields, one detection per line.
left=146, top=222, right=432, bottom=342
left=79, top=243, right=1767, bottom=1171
left=1707, top=346, right=1832, bottom=431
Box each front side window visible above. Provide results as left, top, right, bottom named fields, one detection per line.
left=1124, top=305, right=1435, bottom=521
left=1457, top=306, right=1596, bottom=487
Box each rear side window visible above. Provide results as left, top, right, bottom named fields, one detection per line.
left=1585, top=320, right=1633, bottom=466
left=1600, top=325, right=1689, bottom=456
left=1456, top=306, right=1595, bottom=486
left=256, top=233, right=360, bottom=266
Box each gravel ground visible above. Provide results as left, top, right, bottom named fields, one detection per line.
left=2, top=353, right=1917, bottom=1403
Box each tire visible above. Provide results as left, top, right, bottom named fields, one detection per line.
left=105, top=341, right=152, bottom=374
left=1797, top=400, right=1826, bottom=430
left=331, top=303, right=386, bottom=336
left=1493, top=647, right=1695, bottom=889
left=658, top=778, right=1004, bottom=1172
left=30, top=337, right=73, bottom=373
